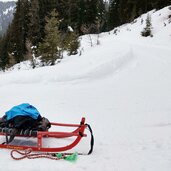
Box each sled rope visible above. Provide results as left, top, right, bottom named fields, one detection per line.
left=10, top=148, right=78, bottom=161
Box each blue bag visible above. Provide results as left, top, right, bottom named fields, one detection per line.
left=5, top=103, right=41, bottom=121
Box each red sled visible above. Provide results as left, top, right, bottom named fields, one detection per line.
left=0, top=117, right=94, bottom=154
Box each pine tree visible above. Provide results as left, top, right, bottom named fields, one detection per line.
left=28, top=0, right=41, bottom=45
left=96, top=0, right=107, bottom=32
left=154, top=0, right=171, bottom=9
left=0, top=34, right=9, bottom=70
left=8, top=0, right=30, bottom=63
left=169, top=6, right=171, bottom=24
left=141, top=13, right=153, bottom=37
left=63, top=27, right=80, bottom=56
left=77, top=0, right=100, bottom=34
left=108, top=0, right=120, bottom=30
left=67, top=31, right=79, bottom=55
left=38, top=9, right=61, bottom=66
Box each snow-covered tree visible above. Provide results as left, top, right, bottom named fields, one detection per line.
left=141, top=14, right=153, bottom=37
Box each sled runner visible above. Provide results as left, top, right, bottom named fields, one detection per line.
left=0, top=117, right=94, bottom=154
left=0, top=104, right=94, bottom=154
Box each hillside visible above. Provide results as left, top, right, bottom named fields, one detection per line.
left=0, top=1, right=15, bottom=35
left=0, top=6, right=171, bottom=171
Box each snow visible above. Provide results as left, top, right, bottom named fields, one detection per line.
left=3, top=6, right=14, bottom=15
left=0, top=6, right=171, bottom=171
left=68, top=26, right=74, bottom=32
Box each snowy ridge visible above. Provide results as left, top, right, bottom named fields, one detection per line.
left=0, top=48, right=135, bottom=85
left=0, top=6, right=171, bottom=171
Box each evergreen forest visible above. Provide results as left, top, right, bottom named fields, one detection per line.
left=0, top=0, right=170, bottom=70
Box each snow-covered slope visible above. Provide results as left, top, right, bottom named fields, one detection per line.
left=0, top=1, right=15, bottom=35
left=0, top=6, right=171, bottom=171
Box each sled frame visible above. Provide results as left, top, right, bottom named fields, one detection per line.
left=0, top=117, right=87, bottom=152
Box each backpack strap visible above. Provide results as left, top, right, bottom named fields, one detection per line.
left=2, top=128, right=18, bottom=144
left=85, top=124, right=94, bottom=155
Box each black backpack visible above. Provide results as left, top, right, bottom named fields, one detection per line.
left=0, top=115, right=51, bottom=144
